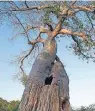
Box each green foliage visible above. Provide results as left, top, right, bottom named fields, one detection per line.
left=43, top=4, right=60, bottom=24
left=7, top=101, right=20, bottom=111
left=0, top=98, right=20, bottom=111
left=71, top=105, right=95, bottom=111
left=20, top=73, right=28, bottom=86
left=91, top=1, right=95, bottom=6
left=0, top=98, right=8, bottom=111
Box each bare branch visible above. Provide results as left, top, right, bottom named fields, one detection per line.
left=28, top=33, right=45, bottom=45
left=39, top=26, right=48, bottom=33
left=13, top=14, right=31, bottom=43
left=24, top=25, right=49, bottom=35
left=25, top=25, right=40, bottom=32
left=8, top=1, right=20, bottom=9
left=2, top=5, right=50, bottom=12
left=20, top=32, right=45, bottom=74
left=59, top=28, right=87, bottom=39
left=25, top=1, right=29, bottom=8
left=20, top=46, right=34, bottom=74
left=71, top=5, right=95, bottom=12
left=70, top=0, right=77, bottom=6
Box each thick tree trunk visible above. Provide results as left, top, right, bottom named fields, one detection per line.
left=18, top=38, right=70, bottom=111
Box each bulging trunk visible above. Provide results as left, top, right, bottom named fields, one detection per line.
left=18, top=38, right=70, bottom=111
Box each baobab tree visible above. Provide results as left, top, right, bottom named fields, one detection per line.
left=0, top=1, right=95, bottom=111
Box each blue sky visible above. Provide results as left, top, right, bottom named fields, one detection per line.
left=0, top=22, right=95, bottom=108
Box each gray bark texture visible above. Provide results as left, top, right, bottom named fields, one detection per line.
left=18, top=38, right=71, bottom=111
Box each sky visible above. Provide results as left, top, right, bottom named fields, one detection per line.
left=0, top=20, right=95, bottom=108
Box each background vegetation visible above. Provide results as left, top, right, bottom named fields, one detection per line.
left=0, top=98, right=20, bottom=111
left=0, top=97, right=95, bottom=111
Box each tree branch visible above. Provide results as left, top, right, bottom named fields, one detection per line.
left=20, top=46, right=35, bottom=74
left=71, top=35, right=95, bottom=59
left=24, top=25, right=49, bottom=35
left=2, top=5, right=50, bottom=12
left=70, top=0, right=77, bottom=6
left=71, top=5, right=95, bottom=12
left=51, top=6, right=71, bottom=38
left=8, top=1, right=20, bottom=9
left=52, top=17, right=65, bottom=38
left=39, top=26, right=49, bottom=33
left=25, top=1, right=29, bottom=8
left=28, top=33, right=45, bottom=45
left=20, top=32, right=45, bottom=74
left=13, top=14, right=31, bottom=43
left=59, top=28, right=87, bottom=39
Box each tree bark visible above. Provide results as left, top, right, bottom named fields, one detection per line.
left=18, top=38, right=70, bottom=111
